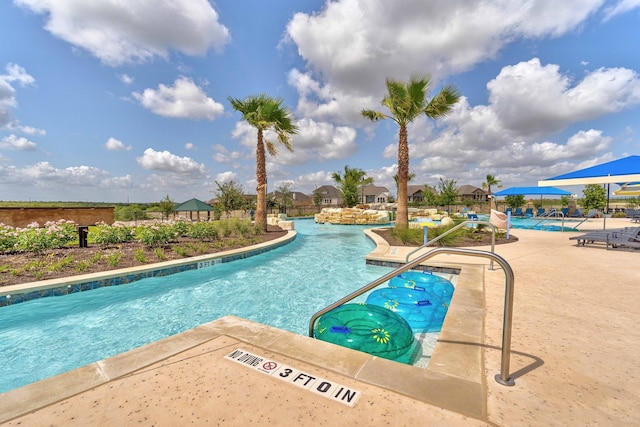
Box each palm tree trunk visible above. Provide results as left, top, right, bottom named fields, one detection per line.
left=256, top=129, right=267, bottom=232
left=396, top=125, right=409, bottom=228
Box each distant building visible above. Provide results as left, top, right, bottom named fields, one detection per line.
left=457, top=185, right=487, bottom=202
left=358, top=184, right=390, bottom=204
left=407, top=185, right=425, bottom=203
left=314, top=185, right=342, bottom=206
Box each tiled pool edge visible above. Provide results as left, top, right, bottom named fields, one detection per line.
left=0, top=231, right=297, bottom=307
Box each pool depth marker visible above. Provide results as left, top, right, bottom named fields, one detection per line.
left=225, top=348, right=361, bottom=407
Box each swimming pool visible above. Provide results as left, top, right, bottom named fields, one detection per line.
left=0, top=219, right=418, bottom=393
left=476, top=214, right=581, bottom=232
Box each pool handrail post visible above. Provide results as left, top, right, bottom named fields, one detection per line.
left=308, top=246, right=516, bottom=387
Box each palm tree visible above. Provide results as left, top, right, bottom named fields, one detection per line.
left=228, top=94, right=298, bottom=231
left=332, top=165, right=369, bottom=207
left=482, top=174, right=501, bottom=209
left=362, top=75, right=460, bottom=228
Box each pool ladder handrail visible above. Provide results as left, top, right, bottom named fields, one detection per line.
left=308, top=246, right=516, bottom=387
left=531, top=209, right=567, bottom=230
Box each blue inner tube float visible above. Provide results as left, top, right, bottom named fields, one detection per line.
left=313, top=303, right=417, bottom=363
left=390, top=271, right=454, bottom=300
left=366, top=286, right=449, bottom=332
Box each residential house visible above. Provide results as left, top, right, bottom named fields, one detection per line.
left=314, top=185, right=342, bottom=206
left=407, top=185, right=425, bottom=203
left=358, top=184, right=390, bottom=204
left=457, top=185, right=487, bottom=202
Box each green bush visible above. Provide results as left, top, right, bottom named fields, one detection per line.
left=14, top=220, right=77, bottom=253
left=186, top=221, right=220, bottom=241
left=91, top=222, right=134, bottom=245
left=133, top=223, right=178, bottom=246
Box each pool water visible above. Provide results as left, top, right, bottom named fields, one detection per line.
left=476, top=214, right=581, bottom=232
left=1, top=219, right=407, bottom=393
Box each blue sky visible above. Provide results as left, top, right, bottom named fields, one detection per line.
left=1, top=0, right=639, bottom=203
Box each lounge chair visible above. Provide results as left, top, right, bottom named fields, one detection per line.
left=561, top=208, right=569, bottom=216
left=626, top=209, right=640, bottom=222
left=525, top=208, right=534, bottom=217
left=606, top=231, right=640, bottom=250
left=537, top=208, right=546, bottom=216
left=569, top=209, right=584, bottom=218
left=569, top=227, right=640, bottom=247
left=569, top=231, right=611, bottom=246
left=514, top=207, right=523, bottom=216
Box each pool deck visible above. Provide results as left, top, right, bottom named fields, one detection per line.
left=1, top=218, right=639, bottom=426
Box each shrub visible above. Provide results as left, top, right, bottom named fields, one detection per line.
left=0, top=223, right=20, bottom=252
left=133, top=222, right=178, bottom=246
left=14, top=220, right=77, bottom=253
left=153, top=247, right=166, bottom=260
left=92, top=222, right=134, bottom=245
left=106, top=252, right=123, bottom=267
left=134, top=249, right=147, bottom=263
left=186, top=221, right=220, bottom=241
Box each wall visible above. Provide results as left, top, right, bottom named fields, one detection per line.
left=314, top=208, right=390, bottom=225
left=0, top=207, right=114, bottom=228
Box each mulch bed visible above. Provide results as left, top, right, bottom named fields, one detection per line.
left=0, top=226, right=287, bottom=288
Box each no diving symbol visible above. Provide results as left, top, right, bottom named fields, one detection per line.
left=262, top=361, right=277, bottom=370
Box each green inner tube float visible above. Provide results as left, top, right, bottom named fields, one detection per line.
left=313, top=303, right=417, bottom=363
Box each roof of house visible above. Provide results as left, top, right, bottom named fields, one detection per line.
left=407, top=185, right=426, bottom=195
left=315, top=185, right=342, bottom=199
left=359, top=184, right=389, bottom=196
left=457, top=185, right=486, bottom=195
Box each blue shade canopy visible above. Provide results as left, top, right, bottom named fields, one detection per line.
left=494, top=186, right=572, bottom=196
left=539, top=155, right=640, bottom=186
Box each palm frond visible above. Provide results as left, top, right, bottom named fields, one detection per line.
left=361, top=109, right=386, bottom=121
left=424, top=85, right=461, bottom=118
left=266, top=141, right=277, bottom=157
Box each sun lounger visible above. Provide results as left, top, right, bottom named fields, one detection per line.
left=606, top=231, right=640, bottom=250
left=570, top=227, right=640, bottom=247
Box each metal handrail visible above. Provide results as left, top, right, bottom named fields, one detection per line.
left=404, top=220, right=496, bottom=269
left=308, top=246, right=516, bottom=386
left=531, top=209, right=566, bottom=230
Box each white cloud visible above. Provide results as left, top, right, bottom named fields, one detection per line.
left=17, top=161, right=110, bottom=185
left=287, top=0, right=603, bottom=87
left=215, top=171, right=237, bottom=183
left=2, top=63, right=35, bottom=86
left=8, top=124, right=46, bottom=136
left=0, top=134, right=37, bottom=151
left=0, top=63, right=36, bottom=129
left=132, top=77, right=224, bottom=120
left=229, top=117, right=358, bottom=165
left=284, top=0, right=606, bottom=125
left=118, top=74, right=134, bottom=84
left=15, top=0, right=230, bottom=66
left=136, top=148, right=208, bottom=175
left=184, top=142, right=196, bottom=150
left=104, top=137, right=131, bottom=151
left=487, top=58, right=640, bottom=136
left=212, top=143, right=244, bottom=165
left=602, top=0, right=640, bottom=21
